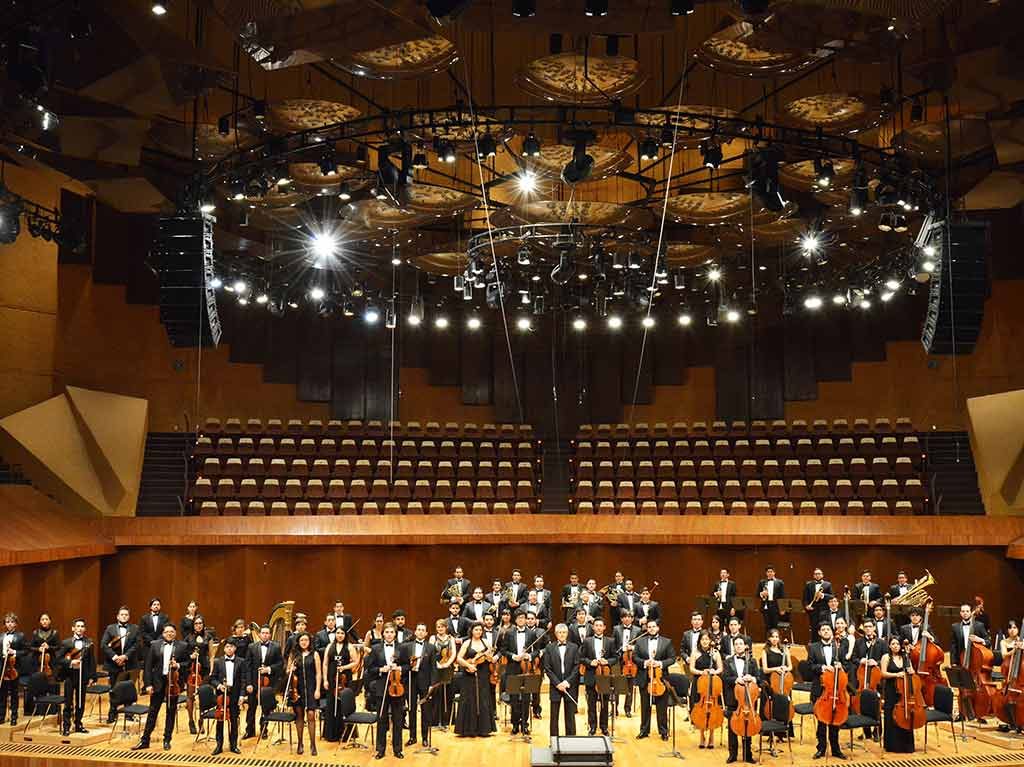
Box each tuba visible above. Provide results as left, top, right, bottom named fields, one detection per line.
left=249, top=601, right=296, bottom=646
left=890, top=571, right=935, bottom=608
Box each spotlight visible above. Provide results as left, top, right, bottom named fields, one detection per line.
left=310, top=286, right=325, bottom=301
left=517, top=245, right=532, bottom=265
left=921, top=259, right=936, bottom=273
left=434, top=315, right=450, bottom=329
left=848, top=188, right=867, bottom=217
left=151, top=0, right=168, bottom=15
left=627, top=251, right=642, bottom=270
left=641, top=315, right=656, bottom=329
left=550, top=251, right=576, bottom=285
left=725, top=308, right=741, bottom=323
left=288, top=301, right=299, bottom=310
left=700, top=140, right=723, bottom=170
left=477, top=134, right=497, bottom=159
left=585, top=0, right=608, bottom=16
left=467, top=315, right=482, bottom=330
left=0, top=202, right=22, bottom=244
left=255, top=293, right=269, bottom=305
left=893, top=215, right=909, bottom=233
left=707, top=267, right=721, bottom=282
left=310, top=231, right=339, bottom=262
left=813, top=157, right=835, bottom=188
left=884, top=279, right=900, bottom=291
left=800, top=232, right=822, bottom=255
left=678, top=312, right=693, bottom=326
left=512, top=0, right=536, bottom=16
left=639, top=137, right=659, bottom=162
left=877, top=212, right=895, bottom=232
left=880, top=291, right=894, bottom=302
left=517, top=170, right=537, bottom=195
left=516, top=316, right=532, bottom=331
left=391, top=254, right=403, bottom=267
left=364, top=305, right=380, bottom=324
left=209, top=277, right=223, bottom=289
left=749, top=147, right=786, bottom=212
left=338, top=184, right=352, bottom=202
left=572, top=316, right=588, bottom=331
left=561, top=134, right=594, bottom=185
left=408, top=296, right=424, bottom=326
left=318, top=151, right=337, bottom=176
left=522, top=132, right=541, bottom=157
left=923, top=244, right=937, bottom=258
left=199, top=197, right=216, bottom=214
left=412, top=149, right=429, bottom=170
left=858, top=298, right=872, bottom=310
left=607, top=315, right=623, bottom=330
left=385, top=301, right=397, bottom=329
left=670, top=0, right=695, bottom=14
left=832, top=294, right=847, bottom=305
left=238, top=297, right=249, bottom=306
left=803, top=295, right=823, bottom=310
left=436, top=139, right=456, bottom=164
left=232, top=279, right=247, bottom=294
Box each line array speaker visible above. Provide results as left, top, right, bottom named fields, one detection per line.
left=921, top=219, right=988, bottom=356
left=151, top=214, right=221, bottom=348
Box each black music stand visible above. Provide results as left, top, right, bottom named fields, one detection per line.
left=732, top=597, right=756, bottom=625
left=415, top=688, right=439, bottom=755
left=658, top=680, right=686, bottom=760
left=594, top=674, right=627, bottom=743
left=944, top=666, right=975, bottom=742
left=776, top=599, right=804, bottom=645
left=695, top=596, right=717, bottom=623
left=507, top=674, right=542, bottom=742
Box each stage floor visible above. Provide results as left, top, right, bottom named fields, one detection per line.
left=0, top=695, right=1021, bottom=767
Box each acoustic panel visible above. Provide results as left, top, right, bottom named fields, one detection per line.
left=967, top=389, right=1024, bottom=515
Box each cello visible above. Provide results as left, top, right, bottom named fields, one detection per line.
left=992, top=632, right=1024, bottom=729
left=766, top=643, right=794, bottom=723
left=813, top=644, right=850, bottom=728
left=892, top=649, right=927, bottom=731
left=908, top=599, right=944, bottom=706
left=730, top=654, right=762, bottom=740
left=855, top=638, right=882, bottom=715
left=691, top=651, right=725, bottom=737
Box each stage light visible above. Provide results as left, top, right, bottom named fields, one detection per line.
left=641, top=315, right=656, bottom=328
left=859, top=299, right=872, bottom=310
left=310, top=286, right=325, bottom=301
left=209, top=277, right=223, bottom=289
left=318, top=151, right=336, bottom=176
left=0, top=202, right=22, bottom=245
left=923, top=244, right=937, bottom=258
left=832, top=294, right=847, bottom=306
left=749, top=147, right=786, bottom=212
left=877, top=212, right=895, bottom=232
left=893, top=215, right=909, bottom=233
left=678, top=312, right=693, bottom=326
left=561, top=137, right=594, bottom=186
left=391, top=254, right=403, bottom=267
left=517, top=170, right=537, bottom=194
left=522, top=132, right=541, bottom=157
left=338, top=184, right=352, bottom=202
left=814, top=157, right=835, bottom=188
left=572, top=316, right=588, bottom=331
left=288, top=301, right=299, bottom=309
left=237, top=297, right=248, bottom=306
left=607, top=315, right=623, bottom=330
left=628, top=251, right=642, bottom=270
left=800, top=232, right=822, bottom=255
left=232, top=279, right=247, bottom=294
left=516, top=316, right=532, bottom=331
left=436, top=139, right=457, bottom=164
left=152, top=0, right=168, bottom=15
left=467, top=315, right=482, bottom=330
left=412, top=149, right=429, bottom=170
left=477, top=134, right=497, bottom=159
left=707, top=267, right=721, bottom=282
left=700, top=140, right=722, bottom=170
left=434, top=315, right=449, bottom=329
left=880, top=291, right=894, bottom=303
left=364, top=306, right=380, bottom=324
left=309, top=232, right=339, bottom=263
left=408, top=296, right=424, bottom=326
left=921, top=259, right=935, bottom=273
left=885, top=278, right=900, bottom=291
left=848, top=188, right=866, bottom=217
left=517, top=246, right=532, bottom=266
left=585, top=0, right=608, bottom=16
left=671, top=0, right=695, bottom=15
left=513, top=0, right=536, bottom=16
left=550, top=251, right=575, bottom=285
left=199, top=197, right=216, bottom=214
left=639, top=137, right=659, bottom=162
left=803, top=295, right=823, bottom=310
left=725, top=308, right=741, bottom=323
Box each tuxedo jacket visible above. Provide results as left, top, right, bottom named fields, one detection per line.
left=853, top=582, right=883, bottom=605
left=887, top=584, right=912, bottom=601
left=719, top=632, right=754, bottom=659
left=484, top=591, right=506, bottom=615
left=139, top=612, right=171, bottom=650
left=314, top=628, right=334, bottom=651
left=143, top=638, right=192, bottom=693
left=365, top=642, right=410, bottom=698
left=713, top=580, right=738, bottom=610
left=393, top=626, right=413, bottom=645
left=899, top=623, right=933, bottom=646
left=445, top=615, right=472, bottom=639
left=332, top=614, right=355, bottom=637
left=853, top=637, right=885, bottom=666
left=634, top=600, right=661, bottom=626
left=632, top=634, right=675, bottom=689
left=532, top=588, right=553, bottom=611
left=567, top=623, right=592, bottom=646
left=245, top=640, right=284, bottom=687
left=505, top=582, right=529, bottom=607
left=210, top=655, right=250, bottom=702
left=950, top=620, right=989, bottom=664
left=578, top=635, right=618, bottom=686
left=806, top=641, right=844, bottom=700
left=461, top=601, right=492, bottom=623
left=802, top=580, right=833, bottom=614
left=501, top=628, right=541, bottom=664
left=100, top=623, right=140, bottom=674
left=524, top=603, right=550, bottom=624
left=616, top=591, right=642, bottom=618
left=756, top=578, right=785, bottom=608
left=614, top=624, right=642, bottom=654
left=722, top=654, right=762, bottom=709
left=679, top=629, right=703, bottom=665
left=542, top=642, right=580, bottom=697
left=441, top=577, right=472, bottom=603
left=402, top=639, right=438, bottom=694
left=1, top=631, right=27, bottom=677
left=56, top=636, right=97, bottom=684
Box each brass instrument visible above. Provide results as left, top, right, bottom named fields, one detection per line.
left=441, top=582, right=463, bottom=605
left=248, top=601, right=296, bottom=647
left=890, top=571, right=935, bottom=608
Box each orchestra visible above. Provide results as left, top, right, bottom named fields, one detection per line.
left=0, top=565, right=1009, bottom=763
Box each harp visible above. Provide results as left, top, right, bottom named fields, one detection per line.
left=249, top=601, right=296, bottom=646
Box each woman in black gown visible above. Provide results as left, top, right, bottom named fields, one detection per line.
left=880, top=636, right=915, bottom=753
left=287, top=632, right=322, bottom=755
left=321, top=626, right=359, bottom=742
left=759, top=628, right=794, bottom=738
left=687, top=630, right=723, bottom=749
left=454, top=622, right=496, bottom=737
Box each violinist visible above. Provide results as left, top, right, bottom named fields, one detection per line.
left=331, top=600, right=355, bottom=639
left=463, top=588, right=490, bottom=625
left=525, top=612, right=548, bottom=719
left=853, top=619, right=884, bottom=741
left=503, top=610, right=538, bottom=736
left=57, top=618, right=95, bottom=736
left=229, top=619, right=251, bottom=659
left=634, top=619, right=674, bottom=740
left=286, top=631, right=322, bottom=756
left=899, top=608, right=933, bottom=646
left=724, top=637, right=761, bottom=764
left=879, top=636, right=915, bottom=753
left=139, top=598, right=170, bottom=653
left=429, top=618, right=457, bottom=730
left=180, top=601, right=199, bottom=641
left=100, top=607, right=138, bottom=724
left=209, top=638, right=248, bottom=755
left=720, top=617, right=753, bottom=658
left=757, top=566, right=785, bottom=637
left=568, top=609, right=592, bottom=645
left=243, top=625, right=283, bottom=740
left=689, top=630, right=723, bottom=749
left=0, top=613, right=26, bottom=727
left=322, top=625, right=359, bottom=743
left=580, top=617, right=617, bottom=736
left=856, top=571, right=883, bottom=611
left=481, top=612, right=499, bottom=653
left=392, top=611, right=411, bottom=644
left=315, top=613, right=337, bottom=651
left=560, top=572, right=582, bottom=624
left=455, top=622, right=496, bottom=737
left=505, top=569, right=528, bottom=612
left=616, top=579, right=641, bottom=626
left=185, top=615, right=214, bottom=735
left=803, top=569, right=833, bottom=642
left=542, top=623, right=580, bottom=737
left=614, top=610, right=642, bottom=716
left=283, top=615, right=308, bottom=658
left=404, top=622, right=438, bottom=748
left=807, top=623, right=846, bottom=760
left=635, top=585, right=661, bottom=629
left=27, top=613, right=59, bottom=717
left=366, top=622, right=409, bottom=759
left=132, top=622, right=190, bottom=751
left=714, top=568, right=739, bottom=626
left=365, top=612, right=386, bottom=648
left=579, top=589, right=603, bottom=623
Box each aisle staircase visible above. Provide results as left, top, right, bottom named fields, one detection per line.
left=136, top=432, right=193, bottom=516
left=540, top=440, right=572, bottom=514
left=926, top=431, right=986, bottom=515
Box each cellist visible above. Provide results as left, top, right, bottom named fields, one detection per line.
left=950, top=602, right=991, bottom=723
left=759, top=629, right=793, bottom=739
left=899, top=608, right=933, bottom=646
left=689, top=630, right=724, bottom=749
left=808, top=623, right=847, bottom=760
left=724, top=637, right=761, bottom=764
left=879, top=636, right=916, bottom=753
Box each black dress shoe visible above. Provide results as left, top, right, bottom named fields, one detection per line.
left=230, top=746, right=241, bottom=754
left=405, top=737, right=417, bottom=746
left=813, top=748, right=826, bottom=759
left=242, top=731, right=255, bottom=740
left=745, top=755, right=756, bottom=764
left=422, top=739, right=429, bottom=747
left=833, top=751, right=848, bottom=760
left=726, top=756, right=738, bottom=764
left=163, top=740, right=172, bottom=751
left=661, top=734, right=669, bottom=741
left=211, top=746, right=223, bottom=756
left=395, top=752, right=404, bottom=759
left=588, top=729, right=596, bottom=736
left=511, top=726, right=519, bottom=734
left=189, top=722, right=198, bottom=735
left=75, top=726, right=88, bottom=734
left=635, top=732, right=648, bottom=739
left=374, top=752, right=386, bottom=760
left=130, top=741, right=149, bottom=751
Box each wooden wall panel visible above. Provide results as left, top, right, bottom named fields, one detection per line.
left=493, top=327, right=525, bottom=423
left=428, top=316, right=460, bottom=387
left=331, top=322, right=364, bottom=419
left=461, top=323, right=493, bottom=405
left=227, top=309, right=267, bottom=365
left=783, top=315, right=817, bottom=401
left=296, top=315, right=333, bottom=402
left=0, top=557, right=101, bottom=642
left=652, top=326, right=684, bottom=386
left=849, top=309, right=887, bottom=362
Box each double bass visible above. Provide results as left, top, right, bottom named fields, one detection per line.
left=813, top=646, right=850, bottom=728
left=892, top=652, right=927, bottom=731
left=908, top=599, right=944, bottom=706
left=958, top=613, right=996, bottom=720
left=992, top=634, right=1024, bottom=729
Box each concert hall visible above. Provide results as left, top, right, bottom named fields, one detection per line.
left=1, top=1, right=1023, bottom=767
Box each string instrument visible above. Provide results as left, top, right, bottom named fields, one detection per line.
left=166, top=647, right=182, bottom=698
left=285, top=660, right=300, bottom=704
left=908, top=599, right=944, bottom=706
left=842, top=585, right=852, bottom=626
left=214, top=674, right=230, bottom=721
left=387, top=666, right=405, bottom=698
left=893, top=656, right=927, bottom=731
left=960, top=633, right=996, bottom=719
left=691, top=659, right=725, bottom=733
left=993, top=636, right=1024, bottom=729
left=489, top=650, right=500, bottom=686
left=0, top=648, right=17, bottom=682
left=766, top=644, right=794, bottom=722
left=188, top=639, right=204, bottom=694
left=39, top=644, right=54, bottom=681
left=730, top=668, right=762, bottom=739
left=621, top=647, right=637, bottom=678
left=854, top=639, right=881, bottom=715
left=439, top=642, right=453, bottom=666
left=515, top=632, right=545, bottom=675
left=647, top=665, right=666, bottom=697
left=813, top=650, right=849, bottom=727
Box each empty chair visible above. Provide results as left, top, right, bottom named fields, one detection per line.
left=618, top=501, right=637, bottom=515
left=359, top=439, right=378, bottom=458
left=348, top=479, right=368, bottom=500
left=497, top=480, right=516, bottom=501
left=680, top=481, right=699, bottom=502
left=325, top=420, right=345, bottom=437
left=224, top=418, right=243, bottom=434
left=199, top=501, right=219, bottom=516
left=576, top=441, right=593, bottom=460
left=789, top=479, right=810, bottom=501
left=261, top=478, right=282, bottom=500
left=718, top=460, right=739, bottom=480
left=194, top=437, right=214, bottom=457
left=615, top=481, right=635, bottom=501
left=723, top=480, right=743, bottom=501
left=270, top=501, right=289, bottom=516
left=292, top=501, right=312, bottom=516
left=201, top=458, right=222, bottom=478
left=706, top=500, right=725, bottom=515
left=871, top=457, right=891, bottom=479
left=291, top=459, right=310, bottom=478
left=798, top=501, right=818, bottom=516
left=428, top=501, right=447, bottom=515
left=856, top=479, right=878, bottom=501
left=774, top=439, right=793, bottom=458
left=745, top=480, right=765, bottom=501
left=327, top=480, right=347, bottom=500
left=683, top=501, right=702, bottom=516
left=434, top=480, right=454, bottom=501
left=338, top=501, right=358, bottom=515
left=811, top=419, right=829, bottom=435
left=616, top=460, right=635, bottom=480
left=766, top=480, right=786, bottom=501
left=692, top=440, right=711, bottom=459
left=247, top=501, right=267, bottom=516
left=406, top=501, right=425, bottom=515
left=834, top=479, right=853, bottom=501
left=712, top=440, right=731, bottom=458
left=636, top=460, right=655, bottom=480
left=700, top=480, right=721, bottom=501
left=811, top=480, right=832, bottom=501
left=266, top=419, right=284, bottom=435
left=613, top=441, right=632, bottom=460
left=677, top=460, right=697, bottom=480
left=471, top=501, right=490, bottom=516
left=278, top=438, right=298, bottom=457
left=880, top=479, right=900, bottom=499
left=804, top=458, right=825, bottom=480
left=827, top=458, right=846, bottom=479
left=657, top=481, right=678, bottom=502
left=753, top=440, right=773, bottom=459
left=846, top=500, right=866, bottom=515
left=236, top=438, right=255, bottom=457
left=859, top=437, right=878, bottom=457
left=203, top=417, right=222, bottom=435
left=732, top=440, right=751, bottom=459
left=332, top=459, right=352, bottom=479
left=870, top=500, right=890, bottom=515
left=576, top=501, right=595, bottom=515
left=215, top=478, right=236, bottom=499
left=391, top=480, right=411, bottom=501
left=795, top=439, right=814, bottom=458
left=653, top=440, right=672, bottom=458
left=895, top=417, right=913, bottom=433
left=762, top=459, right=781, bottom=480
left=822, top=500, right=842, bottom=516
left=576, top=480, right=595, bottom=501
left=455, top=481, right=475, bottom=501
left=597, top=501, right=616, bottom=515
left=849, top=457, right=868, bottom=478
left=284, top=479, right=303, bottom=500
left=739, top=460, right=759, bottom=482
left=893, top=501, right=914, bottom=516
left=837, top=438, right=856, bottom=458
left=852, top=418, right=871, bottom=433
left=672, top=440, right=691, bottom=459
left=752, top=501, right=771, bottom=516
left=636, top=481, right=656, bottom=501
left=783, top=459, right=803, bottom=479
left=595, top=441, right=612, bottom=459
left=669, top=422, right=688, bottom=438
left=775, top=501, right=795, bottom=515
left=790, top=420, right=809, bottom=437
left=238, top=478, right=258, bottom=499
left=698, top=460, right=717, bottom=480
left=639, top=500, right=658, bottom=516
left=417, top=460, right=437, bottom=480
left=361, top=502, right=381, bottom=516
left=311, top=459, right=330, bottom=478
left=595, top=481, right=615, bottom=501
left=660, top=500, right=681, bottom=515
left=216, top=437, right=236, bottom=456
left=267, top=458, right=288, bottom=478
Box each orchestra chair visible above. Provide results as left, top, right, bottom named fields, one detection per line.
left=85, top=671, right=113, bottom=722
left=106, top=680, right=150, bottom=741
left=22, top=672, right=65, bottom=733
left=338, top=683, right=376, bottom=750
left=924, top=685, right=957, bottom=753
left=257, top=687, right=297, bottom=752
left=757, top=694, right=793, bottom=765
left=192, top=683, right=218, bottom=747
left=840, top=690, right=881, bottom=757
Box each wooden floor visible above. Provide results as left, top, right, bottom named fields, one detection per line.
left=0, top=690, right=1022, bottom=767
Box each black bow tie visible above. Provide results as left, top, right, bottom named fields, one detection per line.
left=517, top=630, right=526, bottom=634
left=385, top=643, right=394, bottom=648
left=118, top=623, right=128, bottom=629
left=558, top=643, right=567, bottom=647
left=226, top=658, right=236, bottom=662
left=963, top=622, right=972, bottom=626
left=416, top=641, right=424, bottom=645
left=262, top=643, right=270, bottom=648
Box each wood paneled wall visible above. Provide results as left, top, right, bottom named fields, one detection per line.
left=0, top=557, right=102, bottom=640
left=96, top=545, right=1024, bottom=644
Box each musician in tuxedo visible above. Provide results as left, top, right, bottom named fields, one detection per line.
left=853, top=620, right=885, bottom=740
left=834, top=618, right=857, bottom=677
left=887, top=573, right=912, bottom=628
left=485, top=579, right=507, bottom=616
left=532, top=575, right=553, bottom=617
left=403, top=622, right=438, bottom=748
left=446, top=600, right=471, bottom=641
left=635, top=585, right=661, bottom=629
left=505, top=570, right=529, bottom=612
left=615, top=579, right=640, bottom=627
left=139, top=598, right=170, bottom=652
left=462, top=588, right=490, bottom=624
left=365, top=623, right=410, bottom=759
left=579, top=590, right=604, bottom=623
left=560, top=572, right=583, bottom=624
left=633, top=620, right=675, bottom=740
left=604, top=572, right=626, bottom=625
left=950, top=603, right=989, bottom=667
left=579, top=618, right=617, bottom=736
left=525, top=612, right=548, bottom=718
left=821, top=595, right=843, bottom=633
left=132, top=622, right=191, bottom=751
left=679, top=612, right=705, bottom=668
left=757, top=566, right=785, bottom=636
left=613, top=611, right=641, bottom=716
left=315, top=614, right=337, bottom=651
left=899, top=608, right=935, bottom=646
left=869, top=604, right=890, bottom=641
left=392, top=611, right=411, bottom=645
left=1, top=613, right=26, bottom=727
left=100, top=607, right=139, bottom=703
left=57, top=618, right=96, bottom=735
left=568, top=609, right=592, bottom=645
left=243, top=625, right=283, bottom=739
left=855, top=570, right=884, bottom=611
left=209, top=639, right=248, bottom=755
left=723, top=636, right=761, bottom=764
left=542, top=624, right=580, bottom=736
left=440, top=566, right=471, bottom=606
left=713, top=568, right=740, bottom=625
left=524, top=590, right=551, bottom=627
left=502, top=611, right=539, bottom=735
left=803, top=569, right=833, bottom=642
left=806, top=623, right=847, bottom=760
left=720, top=617, right=754, bottom=659
left=481, top=613, right=500, bottom=652
left=331, top=600, right=355, bottom=638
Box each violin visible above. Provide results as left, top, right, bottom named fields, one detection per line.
left=908, top=599, right=944, bottom=706
left=730, top=672, right=762, bottom=739
left=167, top=659, right=182, bottom=698
left=813, top=650, right=849, bottom=727
left=387, top=667, right=405, bottom=698
left=647, top=665, right=666, bottom=697
left=691, top=664, right=725, bottom=733
left=188, top=647, right=203, bottom=693
left=621, top=648, right=637, bottom=678
left=285, top=660, right=300, bottom=704
left=0, top=651, right=17, bottom=682
left=993, top=636, right=1024, bottom=729
left=893, top=654, right=927, bottom=730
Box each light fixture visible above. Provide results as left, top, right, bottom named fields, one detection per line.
left=880, top=291, right=894, bottom=302
left=151, top=0, right=168, bottom=15
left=859, top=298, right=872, bottom=310
left=338, top=184, right=352, bottom=201
left=517, top=170, right=537, bottom=194
left=641, top=315, right=656, bottom=328
left=318, top=150, right=337, bottom=176
left=832, top=294, right=847, bottom=306
left=309, top=286, right=325, bottom=301
left=893, top=214, right=909, bottom=233
left=517, top=245, right=532, bottom=265
left=921, top=259, right=936, bottom=273
left=209, top=277, right=223, bottom=289
left=516, top=316, right=532, bottom=331
left=391, top=254, right=402, bottom=266
left=923, top=244, right=937, bottom=258
left=800, top=231, right=822, bottom=255
left=813, top=157, right=835, bottom=188
left=677, top=312, right=693, bottom=326
left=436, top=139, right=456, bottom=164
left=707, top=267, right=721, bottom=282
left=585, top=0, right=608, bottom=16
left=408, top=295, right=424, bottom=326
left=607, top=315, right=623, bottom=330
left=700, top=140, right=723, bottom=170
left=310, top=231, right=338, bottom=262
left=467, top=315, right=482, bottom=330
left=237, top=297, right=248, bottom=306
left=199, top=197, right=216, bottom=214
left=255, top=293, right=269, bottom=305
left=725, top=308, right=741, bottom=323
left=477, top=133, right=497, bottom=159
left=412, top=148, right=429, bottom=170
left=803, top=294, right=823, bottom=310
left=849, top=164, right=868, bottom=216
left=877, top=212, right=895, bottom=232
left=671, top=0, right=695, bottom=15
left=627, top=251, right=642, bottom=270
left=364, top=305, right=380, bottom=324
left=572, top=316, right=587, bottom=331
left=884, top=278, right=901, bottom=291
left=639, top=137, right=659, bottom=162
left=561, top=136, right=594, bottom=185
left=434, top=315, right=450, bottom=329
left=232, top=279, right=247, bottom=294
left=522, top=132, right=541, bottom=157
left=512, top=0, right=536, bottom=16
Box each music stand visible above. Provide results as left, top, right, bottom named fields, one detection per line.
left=944, top=666, right=975, bottom=742
left=415, top=688, right=439, bottom=755
left=732, top=597, right=756, bottom=623
left=659, top=681, right=686, bottom=760
left=601, top=675, right=628, bottom=743
left=507, top=674, right=542, bottom=742
left=776, top=600, right=804, bottom=645
left=695, top=596, right=717, bottom=622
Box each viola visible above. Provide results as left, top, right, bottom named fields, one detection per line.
left=387, top=667, right=405, bottom=698
left=286, top=664, right=301, bottom=704
left=647, top=665, right=666, bottom=697
left=993, top=638, right=1024, bottom=729
left=908, top=599, right=944, bottom=706
left=621, top=648, right=637, bottom=678
left=893, top=661, right=927, bottom=730
left=813, top=660, right=849, bottom=727
left=691, top=671, right=725, bottom=732
left=1, top=652, right=17, bottom=682
left=730, top=677, right=762, bottom=739
left=188, top=649, right=203, bottom=693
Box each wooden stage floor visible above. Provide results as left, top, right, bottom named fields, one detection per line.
left=0, top=694, right=1021, bottom=767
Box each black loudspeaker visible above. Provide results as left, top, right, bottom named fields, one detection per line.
left=921, top=220, right=989, bottom=356
left=151, top=214, right=221, bottom=348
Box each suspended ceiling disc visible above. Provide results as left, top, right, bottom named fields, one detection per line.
left=635, top=105, right=742, bottom=148
left=332, top=35, right=459, bottom=80
left=779, top=158, right=856, bottom=191
left=147, top=120, right=256, bottom=161
left=412, top=249, right=470, bottom=276
left=514, top=53, right=646, bottom=105
left=664, top=192, right=750, bottom=224
left=892, top=119, right=993, bottom=167
left=401, top=184, right=478, bottom=216
left=513, top=200, right=633, bottom=226
left=782, top=92, right=883, bottom=135
left=524, top=143, right=631, bottom=182
left=288, top=162, right=369, bottom=194
left=236, top=185, right=313, bottom=209
left=664, top=242, right=720, bottom=267
left=410, top=110, right=514, bottom=144
left=696, top=19, right=832, bottom=77
left=266, top=99, right=361, bottom=133
left=351, top=199, right=433, bottom=230
left=244, top=205, right=306, bottom=231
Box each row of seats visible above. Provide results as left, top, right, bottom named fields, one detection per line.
left=572, top=477, right=926, bottom=503
left=191, top=477, right=539, bottom=503
left=197, top=500, right=535, bottom=516
left=572, top=499, right=921, bottom=515
left=572, top=456, right=919, bottom=483
left=574, top=436, right=921, bottom=461
left=198, top=457, right=538, bottom=482
left=202, top=418, right=534, bottom=440
left=576, top=418, right=913, bottom=440
left=194, top=436, right=537, bottom=461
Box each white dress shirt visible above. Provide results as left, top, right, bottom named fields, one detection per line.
left=384, top=642, right=395, bottom=666
left=592, top=637, right=603, bottom=660
left=162, top=643, right=173, bottom=674
left=225, top=657, right=237, bottom=686
left=558, top=644, right=567, bottom=675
